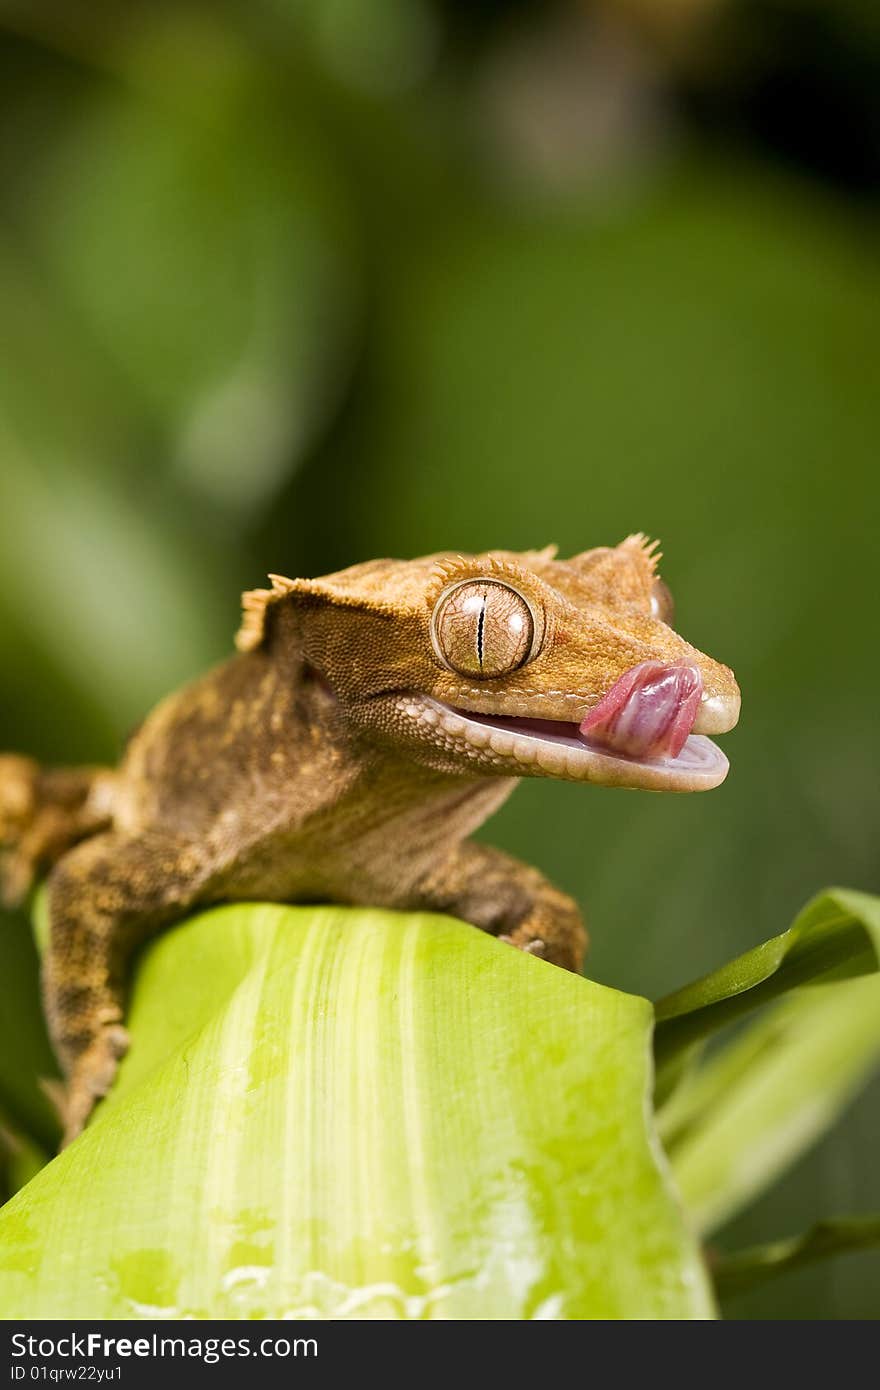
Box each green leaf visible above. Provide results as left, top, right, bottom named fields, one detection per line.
left=0, top=1120, right=47, bottom=1205
left=654, top=888, right=880, bottom=1078
left=664, top=975, right=880, bottom=1235
left=655, top=890, right=880, bottom=1237
left=0, top=905, right=713, bottom=1320
left=31, top=14, right=356, bottom=519
left=0, top=908, right=59, bottom=1154
left=713, top=1216, right=880, bottom=1299
left=0, top=234, right=230, bottom=735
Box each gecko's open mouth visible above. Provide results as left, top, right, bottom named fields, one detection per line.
left=411, top=662, right=739, bottom=792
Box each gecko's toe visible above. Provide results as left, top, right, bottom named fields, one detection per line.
left=498, top=932, right=547, bottom=959
left=59, top=1023, right=130, bottom=1148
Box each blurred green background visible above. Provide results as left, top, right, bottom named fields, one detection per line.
left=0, top=0, right=878, bottom=1318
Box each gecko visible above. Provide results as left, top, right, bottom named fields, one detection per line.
left=0, top=537, right=740, bottom=1144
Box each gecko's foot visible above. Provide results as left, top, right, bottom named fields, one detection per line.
left=498, top=918, right=587, bottom=972
left=498, top=932, right=547, bottom=959
left=60, top=1023, right=130, bottom=1147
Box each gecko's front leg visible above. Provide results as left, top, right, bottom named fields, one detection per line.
left=407, top=841, right=587, bottom=973
left=44, top=831, right=208, bottom=1145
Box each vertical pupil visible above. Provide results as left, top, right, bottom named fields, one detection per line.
left=433, top=582, right=536, bottom=676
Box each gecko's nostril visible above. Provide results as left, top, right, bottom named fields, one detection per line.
left=692, top=690, right=741, bottom=736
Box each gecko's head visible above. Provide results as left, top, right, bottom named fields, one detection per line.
left=238, top=539, right=740, bottom=792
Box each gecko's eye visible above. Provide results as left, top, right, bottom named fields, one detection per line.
left=430, top=580, right=543, bottom=678
left=650, top=578, right=675, bottom=625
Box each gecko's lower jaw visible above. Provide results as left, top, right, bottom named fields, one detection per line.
left=401, top=695, right=732, bottom=792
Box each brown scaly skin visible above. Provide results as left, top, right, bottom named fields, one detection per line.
left=0, top=538, right=740, bottom=1145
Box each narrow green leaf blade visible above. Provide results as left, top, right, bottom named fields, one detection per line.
left=713, top=1216, right=880, bottom=1299
left=0, top=907, right=59, bottom=1153
left=666, top=974, right=880, bottom=1235
left=0, top=905, right=712, bottom=1319
left=654, top=888, right=880, bottom=1073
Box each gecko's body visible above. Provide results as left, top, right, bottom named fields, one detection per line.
left=0, top=540, right=740, bottom=1143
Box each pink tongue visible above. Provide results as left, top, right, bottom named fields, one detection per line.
left=579, top=662, right=703, bottom=760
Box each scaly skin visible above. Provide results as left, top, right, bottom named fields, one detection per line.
left=0, top=538, right=740, bottom=1144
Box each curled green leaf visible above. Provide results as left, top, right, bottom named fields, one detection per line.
left=655, top=888, right=880, bottom=1073
left=0, top=905, right=712, bottom=1320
